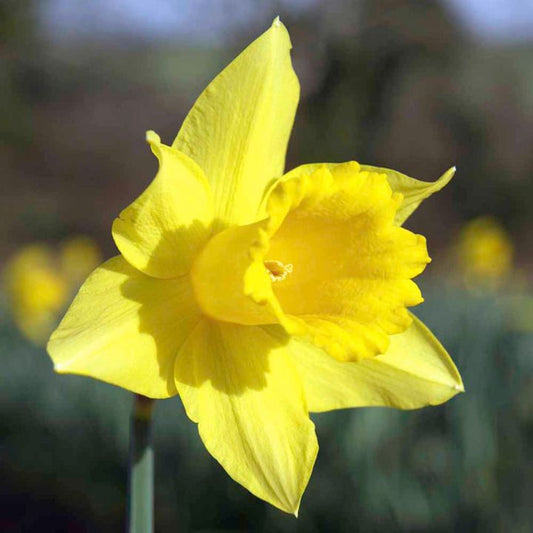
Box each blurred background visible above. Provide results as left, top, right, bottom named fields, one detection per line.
left=1, top=0, right=532, bottom=531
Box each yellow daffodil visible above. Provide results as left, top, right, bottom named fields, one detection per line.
left=456, top=216, right=513, bottom=288
left=4, top=237, right=101, bottom=345
left=48, top=20, right=463, bottom=514
left=5, top=244, right=68, bottom=344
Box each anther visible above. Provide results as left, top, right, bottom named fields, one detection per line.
left=264, top=260, right=293, bottom=282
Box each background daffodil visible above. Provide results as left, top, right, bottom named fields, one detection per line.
left=456, top=216, right=513, bottom=288
left=47, top=19, right=463, bottom=514
left=4, top=237, right=101, bottom=345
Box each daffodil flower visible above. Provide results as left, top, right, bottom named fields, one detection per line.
left=48, top=19, right=463, bottom=514
left=5, top=238, right=101, bottom=345
left=456, top=216, right=513, bottom=288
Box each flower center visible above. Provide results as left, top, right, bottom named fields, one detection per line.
left=264, top=260, right=293, bottom=282
left=188, top=163, right=430, bottom=358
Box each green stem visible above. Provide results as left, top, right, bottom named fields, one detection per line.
left=127, top=394, right=155, bottom=533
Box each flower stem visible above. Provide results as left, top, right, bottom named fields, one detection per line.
left=127, top=394, right=155, bottom=533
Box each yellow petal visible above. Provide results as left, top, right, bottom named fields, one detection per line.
left=265, top=164, right=430, bottom=362
left=360, top=165, right=456, bottom=226
left=48, top=256, right=201, bottom=398
left=112, top=131, right=213, bottom=279
left=270, top=313, right=463, bottom=412
left=279, top=163, right=455, bottom=227
left=175, top=319, right=318, bottom=514
left=173, top=19, right=299, bottom=228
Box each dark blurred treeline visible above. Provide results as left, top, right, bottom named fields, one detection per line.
left=2, top=0, right=533, bottom=264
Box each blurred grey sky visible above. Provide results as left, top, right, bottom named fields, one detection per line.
left=447, top=0, right=533, bottom=41
left=39, top=0, right=533, bottom=44
left=38, top=0, right=321, bottom=43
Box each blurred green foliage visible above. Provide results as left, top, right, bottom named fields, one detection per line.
left=1, top=282, right=532, bottom=531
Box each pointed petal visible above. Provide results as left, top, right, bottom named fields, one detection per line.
left=175, top=319, right=318, bottom=514
left=274, top=314, right=463, bottom=412
left=48, top=256, right=201, bottom=398
left=173, top=19, right=299, bottom=227
left=279, top=163, right=455, bottom=227
left=112, top=131, right=213, bottom=279
left=359, top=165, right=456, bottom=226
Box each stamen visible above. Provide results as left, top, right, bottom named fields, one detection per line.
left=264, top=260, right=293, bottom=282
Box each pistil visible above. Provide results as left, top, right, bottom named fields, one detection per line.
left=264, top=260, right=293, bottom=282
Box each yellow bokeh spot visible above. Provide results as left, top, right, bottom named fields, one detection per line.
left=4, top=238, right=102, bottom=345
left=456, top=216, right=513, bottom=287
left=60, top=236, right=102, bottom=283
